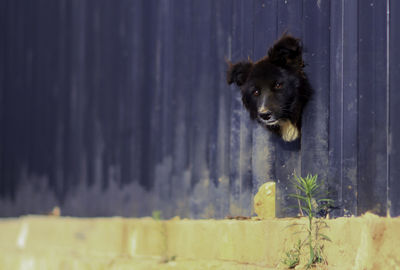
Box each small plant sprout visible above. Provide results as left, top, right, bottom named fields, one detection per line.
left=152, top=210, right=162, bottom=221
left=282, top=239, right=301, bottom=268
left=151, top=210, right=176, bottom=263
left=286, top=173, right=334, bottom=269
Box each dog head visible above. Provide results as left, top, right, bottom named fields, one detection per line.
left=227, top=35, right=312, bottom=142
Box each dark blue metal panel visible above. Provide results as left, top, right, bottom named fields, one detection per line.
left=328, top=0, right=344, bottom=217
left=169, top=0, right=194, bottom=218
left=188, top=0, right=220, bottom=217
left=389, top=0, right=400, bottom=217
left=329, top=0, right=359, bottom=216
left=1, top=0, right=400, bottom=218
left=252, top=0, right=276, bottom=215
left=274, top=0, right=303, bottom=217
left=209, top=0, right=233, bottom=218
left=228, top=0, right=254, bottom=217
left=301, top=0, right=331, bottom=198
left=154, top=0, right=175, bottom=217
left=0, top=0, right=4, bottom=199
left=338, top=0, right=359, bottom=217
left=277, top=0, right=303, bottom=37
left=357, top=0, right=388, bottom=216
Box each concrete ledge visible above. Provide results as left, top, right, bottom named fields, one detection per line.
left=0, top=214, right=399, bottom=269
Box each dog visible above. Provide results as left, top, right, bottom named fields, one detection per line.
left=226, top=35, right=312, bottom=142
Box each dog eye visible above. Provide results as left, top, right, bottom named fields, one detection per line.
left=274, top=82, right=283, bottom=89
left=253, top=89, right=260, bottom=96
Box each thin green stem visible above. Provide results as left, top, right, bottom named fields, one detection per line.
left=307, top=194, right=313, bottom=267
left=287, top=173, right=332, bottom=268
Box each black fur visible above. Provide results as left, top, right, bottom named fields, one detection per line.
left=226, top=34, right=312, bottom=142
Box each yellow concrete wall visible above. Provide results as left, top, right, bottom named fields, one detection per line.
left=0, top=214, right=399, bottom=269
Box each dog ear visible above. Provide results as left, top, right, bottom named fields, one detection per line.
left=226, top=61, right=253, bottom=86
left=267, top=35, right=304, bottom=69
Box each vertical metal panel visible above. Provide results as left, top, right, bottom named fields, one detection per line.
left=301, top=0, right=331, bottom=196
left=357, top=0, right=388, bottom=216
left=329, top=0, right=359, bottom=216
left=1, top=0, right=400, bottom=218
left=0, top=0, right=4, bottom=198
left=328, top=0, right=344, bottom=216
left=274, top=0, right=303, bottom=217
left=169, top=0, right=193, bottom=218
left=0, top=0, right=7, bottom=198
left=154, top=0, right=175, bottom=217
left=338, top=0, right=359, bottom=217
left=252, top=0, right=276, bottom=215
left=188, top=0, right=221, bottom=218
left=209, top=0, right=233, bottom=218
left=389, top=0, right=400, bottom=216
left=228, top=0, right=254, bottom=217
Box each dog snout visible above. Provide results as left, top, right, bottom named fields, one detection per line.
left=259, top=111, right=272, bottom=121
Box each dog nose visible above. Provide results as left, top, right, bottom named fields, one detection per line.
left=259, top=111, right=272, bottom=121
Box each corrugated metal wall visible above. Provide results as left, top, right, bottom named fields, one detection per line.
left=1, top=0, right=399, bottom=218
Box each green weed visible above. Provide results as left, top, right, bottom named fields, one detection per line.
left=283, top=174, right=333, bottom=269
left=282, top=239, right=301, bottom=268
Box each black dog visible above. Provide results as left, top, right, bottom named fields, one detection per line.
left=227, top=35, right=312, bottom=142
